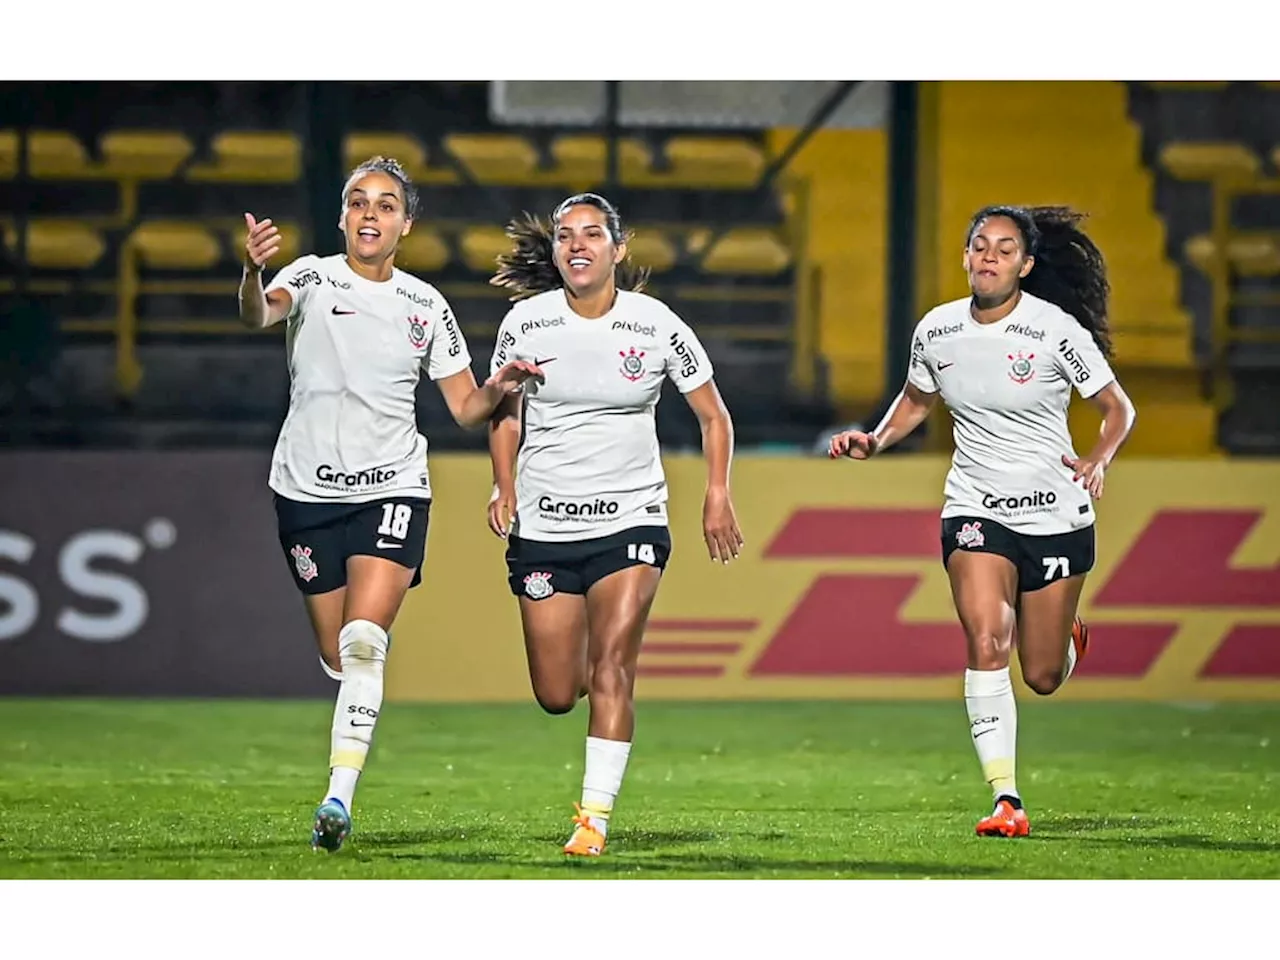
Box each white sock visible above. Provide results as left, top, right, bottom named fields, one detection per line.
left=1063, top=637, right=1079, bottom=684
left=325, top=619, right=388, bottom=811
left=319, top=655, right=342, bottom=682
left=964, top=667, right=1019, bottom=803
left=581, top=736, right=632, bottom=837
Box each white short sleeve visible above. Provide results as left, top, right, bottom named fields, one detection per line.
left=1053, top=323, right=1115, bottom=399
left=423, top=295, right=472, bottom=381
left=663, top=312, right=714, bottom=394
left=264, top=255, right=322, bottom=322
left=907, top=327, right=939, bottom=394
left=489, top=309, right=520, bottom=378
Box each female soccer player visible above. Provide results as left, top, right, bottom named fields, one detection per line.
left=829, top=205, right=1137, bottom=838
left=486, top=193, right=744, bottom=857
left=239, top=156, right=542, bottom=853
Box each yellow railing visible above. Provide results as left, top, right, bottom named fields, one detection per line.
left=1204, top=176, right=1280, bottom=413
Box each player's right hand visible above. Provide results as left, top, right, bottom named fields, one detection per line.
left=828, top=430, right=880, bottom=460
left=488, top=484, right=517, bottom=539
left=243, top=212, right=281, bottom=271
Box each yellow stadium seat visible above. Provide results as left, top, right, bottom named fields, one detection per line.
left=0, top=130, right=14, bottom=179
left=28, top=131, right=93, bottom=179
left=1227, top=233, right=1280, bottom=277
left=625, top=230, right=677, bottom=273
left=550, top=135, right=653, bottom=184
left=1185, top=232, right=1280, bottom=277
left=228, top=221, right=302, bottom=267
left=187, top=131, right=301, bottom=183
left=396, top=228, right=451, bottom=273
left=3, top=220, right=106, bottom=269
left=1158, top=142, right=1261, bottom=181
left=663, top=137, right=766, bottom=187
left=701, top=229, right=792, bottom=276
left=459, top=225, right=511, bottom=273
left=1184, top=234, right=1216, bottom=274
left=444, top=134, right=539, bottom=184
left=342, top=132, right=457, bottom=186
left=130, top=222, right=222, bottom=269
left=100, top=130, right=194, bottom=179
left=1271, top=144, right=1280, bottom=171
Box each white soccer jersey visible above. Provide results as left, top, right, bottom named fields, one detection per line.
left=264, top=253, right=473, bottom=503
left=490, top=288, right=715, bottom=542
left=906, top=291, right=1116, bottom=535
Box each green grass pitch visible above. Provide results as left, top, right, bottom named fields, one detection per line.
left=1, top=700, right=1277, bottom=878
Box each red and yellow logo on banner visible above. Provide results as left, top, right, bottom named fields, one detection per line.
left=388, top=456, right=1280, bottom=702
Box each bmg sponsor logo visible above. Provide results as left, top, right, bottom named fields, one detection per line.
left=537, top=495, right=621, bottom=520
left=1057, top=338, right=1092, bottom=383
left=289, top=269, right=322, bottom=290
left=442, top=307, right=462, bottom=357
left=0, top=520, right=177, bottom=643
left=316, top=464, right=397, bottom=490
left=668, top=332, right=700, bottom=379
left=494, top=331, right=517, bottom=366
left=521, top=317, right=565, bottom=335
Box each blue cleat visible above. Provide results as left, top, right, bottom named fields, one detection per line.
left=311, top=798, right=352, bottom=853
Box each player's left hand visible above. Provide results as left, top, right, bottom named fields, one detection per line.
left=1062, top=453, right=1106, bottom=500
left=703, top=486, right=744, bottom=564
left=485, top=360, right=545, bottom=395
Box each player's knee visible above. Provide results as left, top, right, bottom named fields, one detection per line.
left=533, top=688, right=578, bottom=715
left=587, top=657, right=633, bottom=700
left=968, top=629, right=1013, bottom=669
left=338, top=618, right=389, bottom=667
left=1023, top=665, right=1064, bottom=696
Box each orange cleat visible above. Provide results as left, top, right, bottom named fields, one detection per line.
left=563, top=803, right=607, bottom=857
left=1072, top=616, right=1090, bottom=665
left=976, top=798, right=1030, bottom=838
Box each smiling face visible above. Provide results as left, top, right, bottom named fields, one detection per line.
left=553, top=203, right=626, bottom=296
left=965, top=214, right=1034, bottom=302
left=339, top=170, right=412, bottom=263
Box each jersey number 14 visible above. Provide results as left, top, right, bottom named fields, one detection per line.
left=627, top=543, right=657, bottom=565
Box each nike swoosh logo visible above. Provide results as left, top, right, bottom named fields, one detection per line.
left=937, top=361, right=955, bottom=370
left=973, top=728, right=995, bottom=738
left=375, top=539, right=402, bottom=549
left=332, top=307, right=356, bottom=316
left=533, top=357, right=557, bottom=365
left=350, top=721, right=375, bottom=728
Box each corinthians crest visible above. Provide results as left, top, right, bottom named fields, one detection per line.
left=290, top=544, right=319, bottom=582
left=523, top=571, right=554, bottom=599
left=1007, top=349, right=1035, bottom=384
left=406, top=315, right=428, bottom=348
left=619, top=346, right=645, bottom=382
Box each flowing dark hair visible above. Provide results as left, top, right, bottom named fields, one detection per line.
left=490, top=192, right=648, bottom=300
left=967, top=204, right=1113, bottom=358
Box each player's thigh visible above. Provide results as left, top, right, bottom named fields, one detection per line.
left=1015, top=573, right=1087, bottom=678
left=584, top=564, right=664, bottom=669
left=342, top=498, right=429, bottom=630
left=582, top=527, right=670, bottom=666
left=1014, top=524, right=1095, bottom=672
left=277, top=518, right=348, bottom=659
left=506, top=535, right=590, bottom=706
left=942, top=517, right=1019, bottom=667
left=518, top=593, right=590, bottom=707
